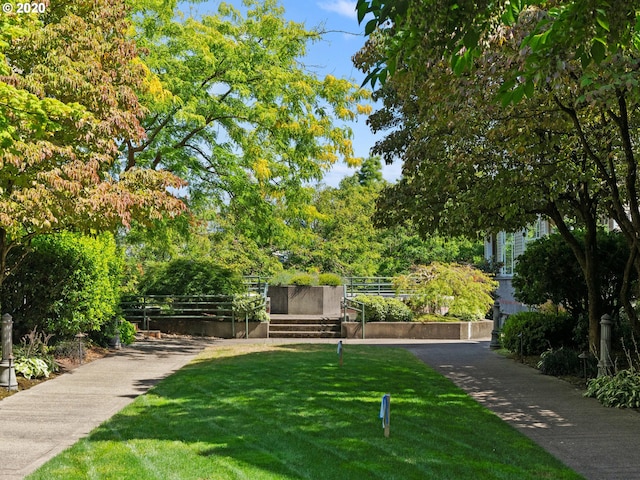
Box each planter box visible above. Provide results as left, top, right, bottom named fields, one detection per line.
left=341, top=320, right=493, bottom=340
left=148, top=318, right=268, bottom=339
left=268, top=285, right=342, bottom=316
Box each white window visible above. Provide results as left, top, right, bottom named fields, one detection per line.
left=498, top=232, right=515, bottom=275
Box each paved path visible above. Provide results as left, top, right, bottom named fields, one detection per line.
left=402, top=340, right=640, bottom=480
left=1, top=337, right=639, bottom=479
left=0, top=337, right=217, bottom=480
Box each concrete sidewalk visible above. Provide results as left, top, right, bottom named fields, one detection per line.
left=0, top=336, right=217, bottom=480
left=404, top=340, right=640, bottom=480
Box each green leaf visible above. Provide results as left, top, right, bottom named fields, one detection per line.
left=364, top=18, right=378, bottom=36
left=596, top=14, right=610, bottom=32
left=523, top=80, right=534, bottom=98
left=387, top=55, right=397, bottom=76
left=511, top=85, right=525, bottom=104
left=463, top=29, right=480, bottom=49
left=580, top=75, right=593, bottom=87
left=356, top=0, right=369, bottom=24
left=501, top=7, right=515, bottom=26
left=591, top=39, right=606, bottom=64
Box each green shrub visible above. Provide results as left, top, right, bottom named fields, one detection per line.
left=354, top=295, right=413, bottom=322
left=354, top=295, right=386, bottom=322
left=536, top=348, right=582, bottom=376
left=269, top=270, right=342, bottom=287
left=14, top=357, right=53, bottom=380
left=118, top=319, right=137, bottom=345
left=1, top=232, right=123, bottom=339
left=395, top=263, right=497, bottom=321
left=585, top=369, right=640, bottom=408
left=289, top=273, right=314, bottom=286
left=233, top=294, right=269, bottom=322
left=384, top=297, right=414, bottom=322
left=139, top=259, right=244, bottom=295
left=13, top=327, right=58, bottom=379
left=501, top=311, right=575, bottom=355
left=513, top=230, right=631, bottom=319
left=318, top=273, right=342, bottom=286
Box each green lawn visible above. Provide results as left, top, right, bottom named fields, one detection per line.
left=27, top=344, right=583, bottom=479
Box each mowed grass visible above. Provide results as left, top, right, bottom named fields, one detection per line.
left=27, top=344, right=583, bottom=480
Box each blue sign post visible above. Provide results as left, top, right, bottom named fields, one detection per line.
left=380, top=393, right=390, bottom=437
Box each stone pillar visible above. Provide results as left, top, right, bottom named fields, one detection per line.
left=598, top=314, right=613, bottom=377
left=0, top=313, right=18, bottom=390
left=490, top=300, right=501, bottom=350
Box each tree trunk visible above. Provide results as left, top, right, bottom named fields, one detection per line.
left=548, top=208, right=602, bottom=352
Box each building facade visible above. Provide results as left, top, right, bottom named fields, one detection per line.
left=485, top=217, right=551, bottom=315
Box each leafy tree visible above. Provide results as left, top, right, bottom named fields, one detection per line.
left=124, top=0, right=371, bottom=249
left=0, top=0, right=185, bottom=289
left=1, top=233, right=123, bottom=339
left=378, top=228, right=483, bottom=276
left=513, top=231, right=631, bottom=320
left=394, top=263, right=497, bottom=321
left=283, top=157, right=483, bottom=276
left=354, top=0, right=640, bottom=349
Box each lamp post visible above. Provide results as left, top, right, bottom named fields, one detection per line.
left=0, top=313, right=18, bottom=390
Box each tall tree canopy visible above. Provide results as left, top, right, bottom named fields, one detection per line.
left=124, top=0, right=371, bottom=247
left=0, top=0, right=185, bottom=286
left=354, top=0, right=640, bottom=348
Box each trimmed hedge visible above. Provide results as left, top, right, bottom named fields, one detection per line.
left=354, top=295, right=413, bottom=322
left=501, top=311, right=575, bottom=356
left=1, top=232, right=122, bottom=339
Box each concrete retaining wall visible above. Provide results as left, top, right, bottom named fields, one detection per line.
left=341, top=320, right=493, bottom=340
left=148, top=318, right=268, bottom=339
left=268, top=286, right=342, bottom=316
left=147, top=317, right=493, bottom=340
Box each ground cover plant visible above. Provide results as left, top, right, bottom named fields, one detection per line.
left=27, top=345, right=581, bottom=480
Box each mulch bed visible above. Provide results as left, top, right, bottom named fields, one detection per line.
left=0, top=345, right=111, bottom=401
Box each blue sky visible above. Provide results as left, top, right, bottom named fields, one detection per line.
left=195, top=0, right=402, bottom=187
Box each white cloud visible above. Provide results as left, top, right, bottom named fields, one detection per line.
left=317, top=0, right=357, bottom=20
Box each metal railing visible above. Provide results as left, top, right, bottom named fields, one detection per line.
left=342, top=295, right=366, bottom=339
left=343, top=277, right=396, bottom=297
left=243, top=276, right=268, bottom=294
left=120, top=291, right=268, bottom=339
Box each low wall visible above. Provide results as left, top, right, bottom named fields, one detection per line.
left=147, top=317, right=492, bottom=340
left=341, top=320, right=493, bottom=340
left=148, top=318, right=268, bottom=339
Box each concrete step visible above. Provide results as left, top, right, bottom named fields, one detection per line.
left=269, top=324, right=340, bottom=332
left=268, top=330, right=342, bottom=339
left=269, top=314, right=342, bottom=324
left=268, top=314, right=342, bottom=338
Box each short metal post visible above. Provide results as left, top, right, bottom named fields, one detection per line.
left=0, top=313, right=18, bottom=390
left=75, top=333, right=86, bottom=363
left=342, top=285, right=347, bottom=322
left=598, top=314, right=613, bottom=376
left=490, top=300, right=501, bottom=349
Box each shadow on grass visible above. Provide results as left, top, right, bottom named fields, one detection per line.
left=39, top=344, right=582, bottom=480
